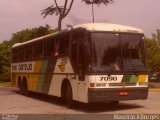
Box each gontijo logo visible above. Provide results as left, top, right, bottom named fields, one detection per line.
left=58, top=59, right=68, bottom=72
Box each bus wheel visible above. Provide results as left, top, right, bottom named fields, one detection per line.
left=23, top=79, right=29, bottom=96
left=18, top=78, right=23, bottom=94
left=19, top=81, right=24, bottom=95
left=65, top=83, right=74, bottom=108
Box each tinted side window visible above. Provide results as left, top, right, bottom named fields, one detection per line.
left=17, top=47, right=25, bottom=61
left=44, top=39, right=54, bottom=57
left=55, top=35, right=69, bottom=56
left=25, top=45, right=33, bottom=60
left=35, top=42, right=43, bottom=58
left=12, top=48, right=17, bottom=62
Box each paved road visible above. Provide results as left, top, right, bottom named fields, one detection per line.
left=149, top=82, right=160, bottom=88
left=0, top=86, right=160, bottom=114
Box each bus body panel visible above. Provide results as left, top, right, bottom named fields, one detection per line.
left=76, top=77, right=88, bottom=103
left=48, top=75, right=64, bottom=97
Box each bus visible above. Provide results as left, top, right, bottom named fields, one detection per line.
left=11, top=23, right=148, bottom=107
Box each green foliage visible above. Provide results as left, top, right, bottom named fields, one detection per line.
left=0, top=81, right=11, bottom=87
left=10, top=24, right=54, bottom=44
left=0, top=40, right=11, bottom=81
left=82, top=0, right=114, bottom=5
left=41, top=5, right=59, bottom=18
left=145, top=29, right=160, bottom=73
left=41, top=0, right=114, bottom=30
left=0, top=25, right=57, bottom=82
left=41, top=0, right=74, bottom=30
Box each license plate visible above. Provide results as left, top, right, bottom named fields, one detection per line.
left=119, top=91, right=128, bottom=96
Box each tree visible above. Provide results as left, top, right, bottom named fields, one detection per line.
left=10, top=24, right=54, bottom=44
left=145, top=29, right=160, bottom=73
left=41, top=0, right=74, bottom=31
left=0, top=40, right=12, bottom=82
left=41, top=0, right=114, bottom=30
left=0, top=25, right=56, bottom=82
left=82, top=0, right=114, bottom=23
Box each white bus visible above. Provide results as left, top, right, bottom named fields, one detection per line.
left=11, top=23, right=148, bottom=107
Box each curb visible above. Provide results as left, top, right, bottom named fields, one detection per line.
left=149, top=88, right=160, bottom=91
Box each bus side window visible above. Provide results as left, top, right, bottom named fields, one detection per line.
left=12, top=49, right=17, bottom=62
left=59, top=35, right=69, bottom=55
left=17, top=47, right=25, bottom=61
left=54, top=35, right=69, bottom=56
left=25, top=45, right=33, bottom=60
left=35, top=42, right=44, bottom=58
left=44, top=39, right=54, bottom=57
left=54, top=39, right=59, bottom=56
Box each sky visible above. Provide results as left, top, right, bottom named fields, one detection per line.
left=0, top=0, right=160, bottom=41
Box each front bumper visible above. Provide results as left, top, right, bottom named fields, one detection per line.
left=88, top=87, right=148, bottom=103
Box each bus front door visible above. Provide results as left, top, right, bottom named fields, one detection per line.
left=77, top=43, right=88, bottom=103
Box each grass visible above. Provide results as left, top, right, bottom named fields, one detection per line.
left=0, top=81, right=11, bottom=87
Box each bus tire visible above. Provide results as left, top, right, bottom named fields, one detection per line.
left=18, top=77, right=23, bottom=94
left=22, top=78, right=29, bottom=96
left=65, top=83, right=74, bottom=108
left=110, top=101, right=119, bottom=106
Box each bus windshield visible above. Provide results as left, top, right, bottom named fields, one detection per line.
left=89, top=32, right=146, bottom=73
left=121, top=34, right=145, bottom=71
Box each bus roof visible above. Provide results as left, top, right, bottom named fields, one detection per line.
left=12, top=32, right=58, bottom=48
left=12, top=23, right=144, bottom=48
left=73, top=23, right=144, bottom=33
